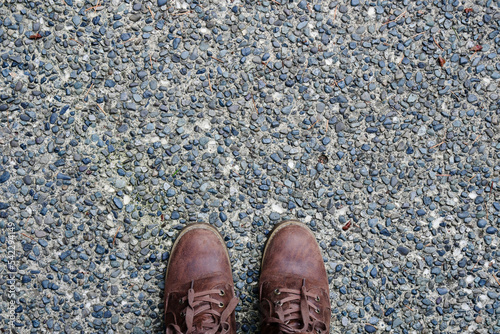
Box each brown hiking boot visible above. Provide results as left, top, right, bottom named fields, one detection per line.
left=164, top=223, right=238, bottom=334
left=259, top=220, right=331, bottom=334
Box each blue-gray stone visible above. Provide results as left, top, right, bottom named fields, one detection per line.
left=298, top=0, right=307, bottom=9
left=270, top=153, right=281, bottom=163
left=0, top=171, right=10, bottom=183
left=105, top=80, right=116, bottom=87
left=380, top=228, right=391, bottom=236
left=59, top=250, right=71, bottom=260
left=487, top=291, right=498, bottom=299
left=113, top=197, right=123, bottom=209
left=408, top=94, right=418, bottom=103
left=173, top=38, right=181, bottom=49
left=158, top=0, right=167, bottom=5
left=121, top=33, right=131, bottom=41
left=95, top=245, right=106, bottom=254
left=467, top=94, right=478, bottom=103
left=393, top=318, right=404, bottom=327
left=364, top=325, right=376, bottom=333
left=385, top=308, right=395, bottom=316
left=56, top=173, right=71, bottom=180
left=171, top=144, right=181, bottom=153
left=269, top=212, right=280, bottom=221
left=297, top=21, right=308, bottom=29
left=486, top=227, right=498, bottom=234
left=242, top=47, right=251, bottom=56
left=415, top=72, right=423, bottom=82
left=335, top=122, right=345, bottom=133
left=72, top=16, right=81, bottom=26
left=397, top=246, right=409, bottom=256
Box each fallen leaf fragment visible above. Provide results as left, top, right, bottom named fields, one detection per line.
left=29, top=33, right=43, bottom=40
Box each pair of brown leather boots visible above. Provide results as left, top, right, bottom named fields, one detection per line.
left=164, top=220, right=331, bottom=334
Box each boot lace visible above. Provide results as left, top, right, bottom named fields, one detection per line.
left=166, top=281, right=239, bottom=334
left=261, top=279, right=327, bottom=334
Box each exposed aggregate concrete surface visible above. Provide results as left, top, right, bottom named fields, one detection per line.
left=1, top=0, right=500, bottom=333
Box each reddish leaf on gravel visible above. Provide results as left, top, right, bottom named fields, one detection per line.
left=342, top=221, right=352, bottom=231
left=29, top=33, right=43, bottom=40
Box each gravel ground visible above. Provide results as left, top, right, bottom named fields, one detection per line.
left=1, top=0, right=500, bottom=333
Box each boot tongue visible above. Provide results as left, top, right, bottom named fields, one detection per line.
left=285, top=318, right=304, bottom=330
left=193, top=313, right=216, bottom=330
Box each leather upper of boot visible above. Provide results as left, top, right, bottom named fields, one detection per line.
left=164, top=224, right=238, bottom=334
left=259, top=221, right=331, bottom=334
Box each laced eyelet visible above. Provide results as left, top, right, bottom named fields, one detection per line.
left=179, top=299, right=183, bottom=304
left=180, top=311, right=185, bottom=317
left=274, top=288, right=281, bottom=295
left=315, top=296, right=320, bottom=302
left=275, top=300, right=282, bottom=306
left=315, top=308, right=320, bottom=314
left=219, top=302, right=224, bottom=308
left=219, top=290, right=225, bottom=296
left=316, top=330, right=321, bottom=334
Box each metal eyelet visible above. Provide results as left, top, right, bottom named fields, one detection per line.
left=180, top=311, right=185, bottom=317
left=316, top=330, right=321, bottom=334
left=275, top=300, right=282, bottom=306
left=315, top=296, right=320, bottom=302
left=219, top=302, right=224, bottom=308
left=219, top=290, right=225, bottom=296
left=274, top=288, right=281, bottom=295
left=315, top=308, right=320, bottom=314
left=179, top=299, right=183, bottom=304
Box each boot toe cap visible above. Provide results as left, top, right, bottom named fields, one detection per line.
left=261, top=221, right=328, bottom=285
left=166, top=224, right=232, bottom=287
